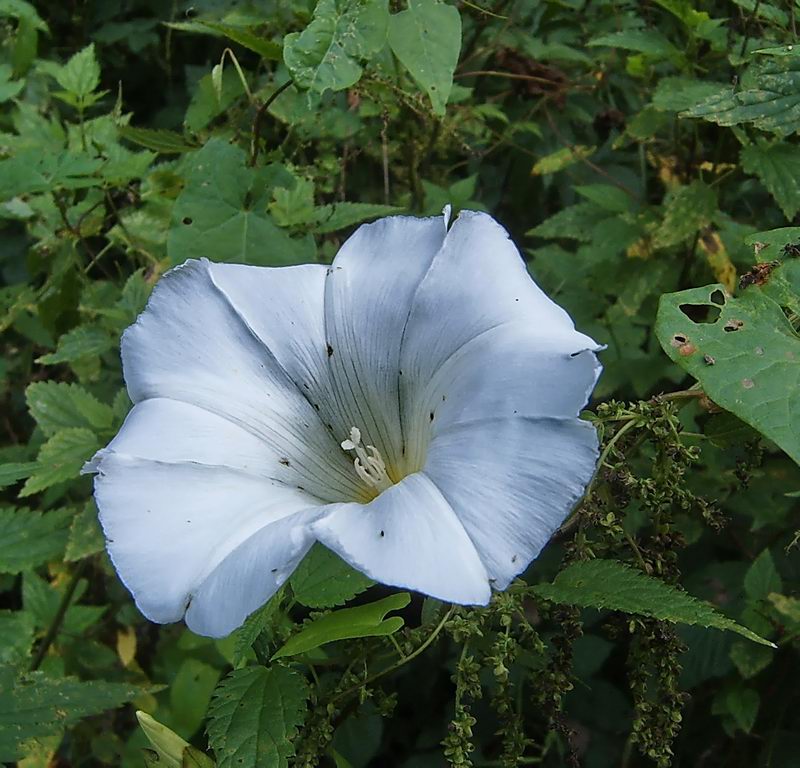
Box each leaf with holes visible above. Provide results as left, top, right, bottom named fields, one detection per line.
left=283, top=0, right=389, bottom=97
left=387, top=0, right=461, bottom=116
left=207, top=666, right=309, bottom=768
left=272, top=592, right=410, bottom=659
left=656, top=284, right=800, bottom=464
left=532, top=559, right=774, bottom=646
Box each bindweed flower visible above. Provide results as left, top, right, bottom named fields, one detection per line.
left=85, top=210, right=601, bottom=638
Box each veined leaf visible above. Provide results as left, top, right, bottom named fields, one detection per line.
left=532, top=146, right=595, bottom=176
left=532, top=559, right=775, bottom=647
left=0, top=462, right=37, bottom=489
left=207, top=666, right=309, bottom=768
left=0, top=666, right=141, bottom=762
left=0, top=611, right=35, bottom=665
left=682, top=55, right=800, bottom=135
left=290, top=543, right=374, bottom=608
left=53, top=43, right=100, bottom=99
left=656, top=283, right=800, bottom=465
left=387, top=0, right=462, bottom=116
left=314, top=202, right=404, bottom=233
left=284, top=0, right=389, bottom=96
left=199, top=21, right=282, bottom=60
left=588, top=28, right=684, bottom=64
left=744, top=549, right=782, bottom=601
left=36, top=326, right=114, bottom=365
left=0, top=507, right=71, bottom=572
left=26, top=381, right=114, bottom=436
left=272, top=592, right=410, bottom=659
left=65, top=500, right=105, bottom=562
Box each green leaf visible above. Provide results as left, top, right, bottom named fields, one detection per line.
left=54, top=43, right=101, bottom=100
left=726, top=687, right=760, bottom=733
left=284, top=0, right=389, bottom=96
left=0, top=462, right=37, bottom=489
left=207, top=666, right=309, bottom=768
left=653, top=181, right=717, bottom=249
left=0, top=667, right=140, bottom=762
left=656, top=284, right=800, bottom=465
left=21, top=428, right=99, bottom=497
left=744, top=226, right=800, bottom=261
left=531, top=560, right=775, bottom=647
left=64, top=500, right=104, bottom=562
left=269, top=177, right=317, bottom=227
left=36, top=325, right=114, bottom=365
left=740, top=142, right=800, bottom=220
left=730, top=640, right=774, bottom=679
left=0, top=507, right=71, bottom=572
left=168, top=139, right=312, bottom=266
left=272, top=592, right=410, bottom=660
left=588, top=29, right=683, bottom=63
left=682, top=55, right=800, bottom=136
left=313, top=202, right=404, bottom=233
left=137, top=712, right=214, bottom=768
left=652, top=77, right=729, bottom=112
left=574, top=184, right=632, bottom=214
left=0, top=611, right=35, bottom=665
left=26, top=381, right=114, bottom=436
left=387, top=0, right=461, bottom=116
left=744, top=549, right=782, bottom=601
left=289, top=543, right=374, bottom=608
left=118, top=126, right=199, bottom=154
left=230, top=595, right=281, bottom=667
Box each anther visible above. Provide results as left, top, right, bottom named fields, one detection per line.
left=341, top=427, right=392, bottom=492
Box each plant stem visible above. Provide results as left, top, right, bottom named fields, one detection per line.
left=249, top=79, right=293, bottom=167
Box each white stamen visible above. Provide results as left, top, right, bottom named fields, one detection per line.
left=341, top=427, right=392, bottom=492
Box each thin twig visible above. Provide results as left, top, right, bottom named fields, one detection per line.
left=249, top=79, right=293, bottom=167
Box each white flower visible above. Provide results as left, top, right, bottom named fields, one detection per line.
left=85, top=210, right=601, bottom=638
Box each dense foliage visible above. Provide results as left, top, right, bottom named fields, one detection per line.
left=1, top=1, right=799, bottom=766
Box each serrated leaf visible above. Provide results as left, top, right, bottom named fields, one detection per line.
left=65, top=500, right=104, bottom=562
left=656, top=284, right=800, bottom=465
left=53, top=43, right=100, bottom=99
left=726, top=687, right=760, bottom=733
left=528, top=202, right=610, bottom=242
left=740, top=142, right=800, bottom=220
left=200, top=21, right=282, bottom=60
left=168, top=139, right=312, bottom=266
left=284, top=0, right=389, bottom=96
left=653, top=181, right=717, bottom=249
left=0, top=507, right=71, bottom=572
left=588, top=28, right=683, bottom=63
left=118, top=126, right=199, bottom=154
left=26, top=381, right=114, bottom=436
left=36, top=325, right=114, bottom=365
left=387, top=0, right=461, bottom=116
left=652, top=77, right=729, bottom=112
left=231, top=595, right=281, bottom=667
left=313, top=202, right=404, bottom=233
left=531, top=560, right=774, bottom=647
left=730, top=640, right=773, bottom=679
left=682, top=55, right=800, bottom=136
left=290, top=543, right=374, bottom=608
left=272, top=592, right=410, bottom=660
left=0, top=666, right=141, bottom=762
left=21, top=428, right=99, bottom=496
left=0, top=462, right=37, bottom=489
left=744, top=549, right=782, bottom=601
left=207, top=667, right=309, bottom=768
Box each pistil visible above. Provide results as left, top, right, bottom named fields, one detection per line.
left=341, top=427, right=392, bottom=493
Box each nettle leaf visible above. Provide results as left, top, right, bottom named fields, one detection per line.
left=0, top=462, right=37, bottom=489
left=207, top=666, right=309, bottom=768
left=36, top=325, right=114, bottom=365
left=54, top=43, right=100, bottom=98
left=272, top=592, right=410, bottom=660
left=290, top=543, right=374, bottom=608
left=199, top=21, right=282, bottom=60
left=653, top=180, right=717, bottom=249
left=532, top=560, right=774, bottom=647
left=283, top=0, right=389, bottom=96
left=21, top=428, right=99, bottom=497
left=588, top=28, right=684, bottom=64
left=682, top=54, right=800, bottom=135
left=0, top=507, right=71, bottom=572
left=387, top=0, right=461, bottom=116
left=651, top=77, right=729, bottom=112
left=26, top=381, right=114, bottom=436
left=740, top=141, right=800, bottom=220
left=314, top=202, right=404, bottom=233
left=0, top=666, right=141, bottom=762
left=168, top=139, right=313, bottom=266
left=656, top=283, right=800, bottom=465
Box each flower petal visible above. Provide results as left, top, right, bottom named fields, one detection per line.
left=92, top=452, right=323, bottom=636
left=423, top=416, right=599, bottom=590
left=122, top=259, right=360, bottom=501
left=322, top=215, right=447, bottom=471
left=311, top=472, right=490, bottom=605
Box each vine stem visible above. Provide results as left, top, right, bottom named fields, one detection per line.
left=249, top=79, right=293, bottom=167
left=331, top=606, right=454, bottom=703
left=30, top=560, right=87, bottom=671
